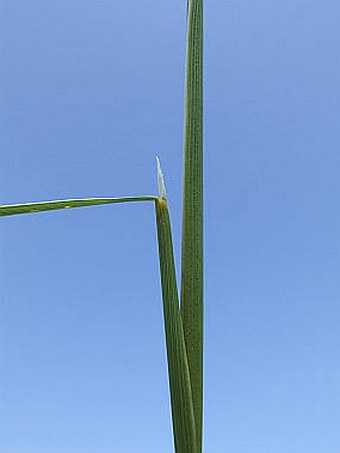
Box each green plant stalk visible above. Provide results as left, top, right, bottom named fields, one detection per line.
left=1, top=2, right=205, bottom=450
left=181, top=0, right=204, bottom=451
left=0, top=196, right=157, bottom=217
left=155, top=197, right=197, bottom=453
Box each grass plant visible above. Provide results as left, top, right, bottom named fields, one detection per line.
left=1, top=1, right=204, bottom=451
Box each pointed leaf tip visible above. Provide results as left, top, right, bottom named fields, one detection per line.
left=156, top=156, right=167, bottom=200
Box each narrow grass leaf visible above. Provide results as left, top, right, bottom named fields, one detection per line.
left=0, top=196, right=157, bottom=217
left=155, top=197, right=196, bottom=453
left=181, top=1, right=204, bottom=451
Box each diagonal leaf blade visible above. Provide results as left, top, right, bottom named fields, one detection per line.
left=0, top=196, right=157, bottom=217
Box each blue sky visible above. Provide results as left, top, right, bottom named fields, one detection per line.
left=1, top=1, right=340, bottom=452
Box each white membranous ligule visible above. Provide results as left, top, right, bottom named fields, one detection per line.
left=156, top=156, right=167, bottom=200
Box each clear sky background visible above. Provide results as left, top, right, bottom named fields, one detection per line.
left=1, top=1, right=340, bottom=452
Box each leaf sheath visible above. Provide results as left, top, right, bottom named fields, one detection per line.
left=155, top=198, right=197, bottom=453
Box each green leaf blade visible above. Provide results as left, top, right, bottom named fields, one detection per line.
left=0, top=196, right=157, bottom=217
left=181, top=1, right=204, bottom=451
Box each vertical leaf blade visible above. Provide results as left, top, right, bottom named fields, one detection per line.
left=181, top=0, right=204, bottom=451
left=155, top=198, right=197, bottom=453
